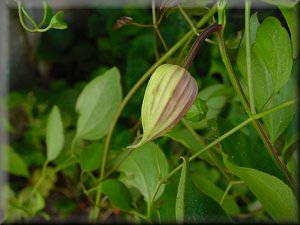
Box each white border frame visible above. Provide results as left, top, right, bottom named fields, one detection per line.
left=0, top=0, right=298, bottom=223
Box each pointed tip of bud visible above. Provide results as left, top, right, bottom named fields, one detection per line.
left=126, top=136, right=149, bottom=149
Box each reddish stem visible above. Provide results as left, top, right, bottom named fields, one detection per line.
left=183, top=24, right=222, bottom=70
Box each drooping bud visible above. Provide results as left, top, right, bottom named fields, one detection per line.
left=128, top=64, right=198, bottom=148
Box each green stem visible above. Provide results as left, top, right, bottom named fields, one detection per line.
left=20, top=5, right=39, bottom=29
left=252, top=98, right=299, bottom=120
left=189, top=118, right=252, bottom=161
left=181, top=119, right=230, bottom=181
left=54, top=156, right=77, bottom=172
left=219, top=180, right=244, bottom=206
left=35, top=26, right=52, bottom=33
left=176, top=34, right=194, bottom=65
left=155, top=28, right=169, bottom=52
left=130, top=22, right=154, bottom=28
left=146, top=202, right=152, bottom=220
left=102, top=148, right=135, bottom=180
left=178, top=4, right=199, bottom=36
left=38, top=0, right=48, bottom=27
left=152, top=0, right=160, bottom=60
left=245, top=0, right=255, bottom=114
left=217, top=32, right=250, bottom=112
left=152, top=0, right=156, bottom=25
left=18, top=1, right=36, bottom=32
left=30, top=160, right=48, bottom=198
left=217, top=0, right=227, bottom=27
left=8, top=203, right=32, bottom=215
left=130, top=210, right=151, bottom=222
left=152, top=0, right=168, bottom=52
left=93, top=4, right=219, bottom=221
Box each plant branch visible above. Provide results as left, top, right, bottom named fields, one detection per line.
left=155, top=28, right=169, bottom=52
left=216, top=30, right=297, bottom=193
left=152, top=0, right=168, bottom=56
left=183, top=24, right=222, bottom=70
left=30, top=160, right=48, bottom=198
left=176, top=34, right=194, bottom=65
left=178, top=4, right=199, bottom=36
left=217, top=32, right=250, bottom=112
left=219, top=180, right=244, bottom=205
left=181, top=118, right=230, bottom=181
left=245, top=0, right=256, bottom=114
left=152, top=0, right=160, bottom=60
left=252, top=98, right=299, bottom=120
left=17, top=0, right=36, bottom=32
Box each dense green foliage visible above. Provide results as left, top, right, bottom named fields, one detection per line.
left=3, top=0, right=299, bottom=223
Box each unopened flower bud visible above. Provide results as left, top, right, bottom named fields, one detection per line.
left=128, top=64, right=198, bottom=148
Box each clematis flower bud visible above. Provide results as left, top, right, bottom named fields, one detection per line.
left=128, top=64, right=198, bottom=148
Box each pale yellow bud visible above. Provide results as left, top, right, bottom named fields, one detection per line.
left=128, top=64, right=198, bottom=148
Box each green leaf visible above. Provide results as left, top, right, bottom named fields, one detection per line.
left=156, top=175, right=179, bottom=221
left=46, top=105, right=64, bottom=161
left=176, top=157, right=188, bottom=222
left=5, top=146, right=29, bottom=178
left=191, top=175, right=240, bottom=215
left=252, top=16, right=293, bottom=94
left=259, top=0, right=299, bottom=7
left=43, top=1, right=54, bottom=25
left=118, top=142, right=168, bottom=205
left=238, top=16, right=294, bottom=111
left=184, top=98, right=208, bottom=122
left=183, top=186, right=230, bottom=223
left=237, top=13, right=260, bottom=85
left=279, top=4, right=299, bottom=58
left=49, top=12, right=68, bottom=30
left=187, top=84, right=230, bottom=129
left=220, top=120, right=286, bottom=182
left=251, top=52, right=273, bottom=111
left=75, top=67, right=122, bottom=140
left=283, top=115, right=299, bottom=163
left=223, top=154, right=298, bottom=223
left=79, top=143, right=104, bottom=171
left=100, top=179, right=133, bottom=211
left=176, top=159, right=230, bottom=223
left=263, top=77, right=297, bottom=143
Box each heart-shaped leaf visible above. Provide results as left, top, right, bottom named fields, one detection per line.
left=252, top=16, right=293, bottom=95
left=280, top=4, right=299, bottom=58
left=75, top=67, right=122, bottom=140
left=223, top=154, right=297, bottom=223
left=49, top=12, right=68, bottom=30
left=118, top=142, right=168, bottom=205
left=46, top=105, right=64, bottom=162
left=100, top=179, right=133, bottom=211
left=176, top=157, right=230, bottom=223
left=4, top=147, right=29, bottom=178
